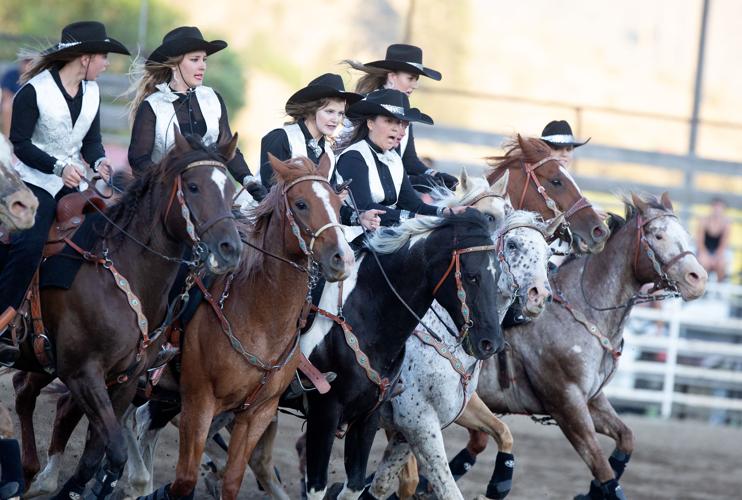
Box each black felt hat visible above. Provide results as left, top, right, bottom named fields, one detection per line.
left=147, top=26, right=226, bottom=64
left=285, top=73, right=363, bottom=110
left=364, top=44, right=442, bottom=81
left=347, top=89, right=434, bottom=125
left=540, top=120, right=591, bottom=148
left=41, top=21, right=130, bottom=56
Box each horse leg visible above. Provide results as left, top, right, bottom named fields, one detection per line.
left=455, top=393, right=514, bottom=499
left=338, top=411, right=380, bottom=500
left=220, top=403, right=279, bottom=500
left=304, top=402, right=341, bottom=500
left=28, top=390, right=84, bottom=498
left=248, top=415, right=290, bottom=500
left=404, top=419, right=464, bottom=500
left=396, top=452, right=418, bottom=500
left=366, top=431, right=413, bottom=500
left=122, top=404, right=151, bottom=498
left=12, top=370, right=54, bottom=489
left=547, top=387, right=626, bottom=500
left=574, top=392, right=634, bottom=499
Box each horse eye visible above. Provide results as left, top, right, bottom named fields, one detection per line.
left=654, top=233, right=663, bottom=240
left=507, top=240, right=518, bottom=251
left=550, top=178, right=562, bottom=187
left=295, top=200, right=308, bottom=210
left=187, top=183, right=199, bottom=193
left=467, top=274, right=479, bottom=284
left=486, top=214, right=496, bottom=223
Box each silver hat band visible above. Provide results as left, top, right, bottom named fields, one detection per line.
left=380, top=103, right=406, bottom=115
left=406, top=61, right=424, bottom=71
left=57, top=41, right=82, bottom=49
left=541, top=134, right=578, bottom=144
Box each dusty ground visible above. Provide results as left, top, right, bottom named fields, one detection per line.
left=1, top=370, right=740, bottom=499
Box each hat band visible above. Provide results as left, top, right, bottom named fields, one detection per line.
left=541, top=134, right=577, bottom=144
left=57, top=41, right=82, bottom=50
left=380, top=103, right=406, bottom=115
left=406, top=61, right=424, bottom=71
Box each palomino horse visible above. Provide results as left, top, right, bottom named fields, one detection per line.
left=296, top=209, right=504, bottom=500
left=0, top=134, right=37, bottom=232
left=140, top=154, right=355, bottom=500
left=11, top=131, right=242, bottom=500
left=367, top=202, right=559, bottom=500
left=486, top=135, right=608, bottom=254
left=466, top=193, right=706, bottom=499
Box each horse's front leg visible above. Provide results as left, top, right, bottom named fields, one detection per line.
left=248, top=415, right=290, bottom=500
left=366, top=430, right=413, bottom=500
left=339, top=410, right=380, bottom=500
left=455, top=393, right=514, bottom=499
left=304, top=400, right=341, bottom=500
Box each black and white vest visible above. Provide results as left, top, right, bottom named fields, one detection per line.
left=145, top=83, right=221, bottom=163
left=282, top=123, right=335, bottom=178
left=13, top=70, right=100, bottom=196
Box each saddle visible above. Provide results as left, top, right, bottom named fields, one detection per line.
left=43, top=191, right=106, bottom=257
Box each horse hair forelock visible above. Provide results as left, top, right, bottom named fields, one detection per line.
left=427, top=175, right=493, bottom=208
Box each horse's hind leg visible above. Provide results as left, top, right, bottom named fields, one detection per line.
left=367, top=431, right=413, bottom=500
left=27, top=390, right=84, bottom=498
left=405, top=420, right=464, bottom=500
left=12, top=370, right=54, bottom=489
left=455, top=393, right=514, bottom=499
left=248, top=415, right=290, bottom=500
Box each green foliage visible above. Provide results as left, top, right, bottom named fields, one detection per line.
left=204, top=47, right=246, bottom=118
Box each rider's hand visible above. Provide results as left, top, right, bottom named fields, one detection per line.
left=95, top=158, right=112, bottom=183
left=359, top=209, right=385, bottom=231
left=61, top=163, right=83, bottom=188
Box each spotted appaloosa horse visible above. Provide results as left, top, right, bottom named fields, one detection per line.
left=0, top=134, right=37, bottom=232
left=466, top=193, right=706, bottom=499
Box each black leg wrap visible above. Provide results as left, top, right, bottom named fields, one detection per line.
left=51, top=478, right=86, bottom=500
left=485, top=452, right=515, bottom=499
left=0, top=438, right=24, bottom=495
left=448, top=447, right=477, bottom=481
left=574, top=479, right=602, bottom=500
left=599, top=479, right=626, bottom=500
left=136, top=483, right=194, bottom=500
left=84, top=464, right=122, bottom=499
left=608, top=449, right=631, bottom=481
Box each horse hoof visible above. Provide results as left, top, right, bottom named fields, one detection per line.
left=323, top=482, right=344, bottom=500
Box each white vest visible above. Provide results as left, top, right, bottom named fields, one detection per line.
left=145, top=84, right=221, bottom=163
left=282, top=123, right=335, bottom=178
left=400, top=123, right=411, bottom=156
left=13, top=70, right=100, bottom=197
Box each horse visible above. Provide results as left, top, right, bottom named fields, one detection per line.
left=465, top=192, right=706, bottom=499
left=486, top=135, right=609, bottom=254
left=11, top=130, right=243, bottom=500
left=0, top=134, right=38, bottom=232
left=366, top=204, right=559, bottom=500
left=138, top=153, right=355, bottom=500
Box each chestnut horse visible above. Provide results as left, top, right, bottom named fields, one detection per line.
left=0, top=134, right=37, bottom=232
left=141, top=154, right=355, bottom=500
left=486, top=135, right=608, bottom=254
left=11, top=131, right=243, bottom=500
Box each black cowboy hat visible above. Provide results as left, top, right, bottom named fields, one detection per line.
left=364, top=44, right=442, bottom=81
left=347, top=89, right=434, bottom=125
left=285, top=73, right=363, bottom=110
left=540, top=120, right=591, bottom=148
left=147, top=26, right=226, bottom=64
left=41, top=21, right=130, bottom=57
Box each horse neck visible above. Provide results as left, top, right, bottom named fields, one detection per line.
left=557, top=219, right=640, bottom=343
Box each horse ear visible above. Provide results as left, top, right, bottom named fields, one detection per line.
left=660, top=191, right=674, bottom=211
left=631, top=192, right=650, bottom=213
left=491, top=169, right=509, bottom=197
left=172, top=126, right=190, bottom=153
left=543, top=213, right=565, bottom=238
left=268, top=153, right=289, bottom=182
left=317, top=153, right=331, bottom=179
left=459, top=168, right=469, bottom=192
left=218, top=132, right=239, bottom=162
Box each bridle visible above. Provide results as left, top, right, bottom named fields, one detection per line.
left=493, top=221, right=550, bottom=304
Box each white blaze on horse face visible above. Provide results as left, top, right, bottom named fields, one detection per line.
left=210, top=168, right=229, bottom=199
left=311, top=181, right=350, bottom=254
left=559, top=166, right=581, bottom=194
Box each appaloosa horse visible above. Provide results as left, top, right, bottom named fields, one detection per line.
left=487, top=135, right=608, bottom=254
left=11, top=131, right=242, bottom=500
left=0, top=134, right=38, bottom=232
left=466, top=193, right=706, bottom=499
left=140, top=154, right=355, bottom=500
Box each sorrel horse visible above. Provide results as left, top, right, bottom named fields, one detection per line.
left=141, top=154, right=355, bottom=500
left=486, top=135, right=608, bottom=254
left=11, top=131, right=243, bottom=500
left=468, top=193, right=707, bottom=499
left=0, top=134, right=38, bottom=232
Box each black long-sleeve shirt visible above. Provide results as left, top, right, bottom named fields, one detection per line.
left=399, top=124, right=428, bottom=176
left=336, top=139, right=438, bottom=226
left=9, top=68, right=105, bottom=173
left=259, top=119, right=326, bottom=189
left=128, top=88, right=250, bottom=181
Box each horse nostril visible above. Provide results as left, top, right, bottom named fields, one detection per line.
left=479, top=339, right=494, bottom=354
left=592, top=225, right=605, bottom=240
left=220, top=240, right=236, bottom=257
left=687, top=272, right=699, bottom=283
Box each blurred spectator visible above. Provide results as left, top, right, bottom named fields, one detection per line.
left=697, top=198, right=731, bottom=282
left=1, top=58, right=33, bottom=137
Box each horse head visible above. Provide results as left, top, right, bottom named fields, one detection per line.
left=159, top=130, right=242, bottom=274
left=486, top=135, right=609, bottom=254
left=425, top=209, right=504, bottom=359
left=0, top=135, right=38, bottom=231
left=628, top=192, right=707, bottom=300
left=265, top=153, right=354, bottom=282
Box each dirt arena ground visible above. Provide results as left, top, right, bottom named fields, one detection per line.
left=1, top=371, right=740, bottom=499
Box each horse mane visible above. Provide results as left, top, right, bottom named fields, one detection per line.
left=427, top=175, right=494, bottom=208
left=502, top=209, right=544, bottom=231
left=366, top=209, right=492, bottom=254
left=484, top=135, right=553, bottom=184
left=103, top=134, right=228, bottom=243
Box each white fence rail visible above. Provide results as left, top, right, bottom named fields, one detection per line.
left=606, top=282, right=742, bottom=423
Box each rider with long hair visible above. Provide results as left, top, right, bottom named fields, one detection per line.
left=0, top=21, right=130, bottom=366
left=342, top=44, right=458, bottom=193
left=128, top=26, right=266, bottom=201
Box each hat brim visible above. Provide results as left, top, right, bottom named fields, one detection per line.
left=147, top=38, right=227, bottom=64
left=42, top=37, right=130, bottom=57
left=286, top=85, right=363, bottom=108
left=364, top=60, right=442, bottom=81
left=542, top=136, right=591, bottom=148
left=347, top=100, right=433, bottom=125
